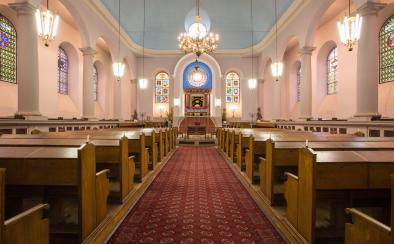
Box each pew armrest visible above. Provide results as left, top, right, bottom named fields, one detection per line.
left=345, top=208, right=391, bottom=244
left=128, top=156, right=136, bottom=191
left=96, top=169, right=110, bottom=225
left=284, top=172, right=299, bottom=229
left=4, top=203, right=50, bottom=244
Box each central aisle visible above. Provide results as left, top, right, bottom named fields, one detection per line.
left=108, top=146, right=284, bottom=243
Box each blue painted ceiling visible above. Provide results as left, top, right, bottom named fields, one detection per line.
left=100, top=0, right=294, bottom=50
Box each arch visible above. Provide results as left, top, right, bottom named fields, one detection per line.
left=303, top=0, right=335, bottom=46
left=173, top=53, right=222, bottom=78
left=379, top=15, right=394, bottom=84
left=58, top=41, right=79, bottom=98
left=316, top=40, right=337, bottom=97
left=0, top=13, right=16, bottom=84
left=58, top=0, right=93, bottom=47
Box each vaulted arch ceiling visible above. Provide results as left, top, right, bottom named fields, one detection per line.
left=100, top=0, right=294, bottom=50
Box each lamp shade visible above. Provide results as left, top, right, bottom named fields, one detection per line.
left=35, top=9, right=59, bottom=46
left=248, top=78, right=257, bottom=89
left=337, top=14, right=362, bottom=51
left=271, top=62, right=283, bottom=78
left=113, top=62, right=125, bottom=81
left=139, top=78, right=148, bottom=89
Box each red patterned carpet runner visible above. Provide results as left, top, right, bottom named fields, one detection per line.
left=108, top=146, right=284, bottom=243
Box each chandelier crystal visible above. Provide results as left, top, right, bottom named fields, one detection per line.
left=35, top=0, right=59, bottom=47
left=337, top=12, right=362, bottom=51
left=178, top=0, right=219, bottom=57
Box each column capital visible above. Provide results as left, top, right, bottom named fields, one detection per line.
left=9, top=2, right=37, bottom=15
left=79, top=47, right=96, bottom=56
left=357, top=2, right=386, bottom=16
left=299, top=46, right=316, bottom=55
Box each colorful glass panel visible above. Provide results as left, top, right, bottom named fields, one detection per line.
left=327, top=47, right=338, bottom=95
left=0, top=15, right=16, bottom=83
left=155, top=72, right=169, bottom=103
left=93, top=65, right=98, bottom=101
left=225, top=72, right=240, bottom=103
left=379, top=15, right=394, bottom=83
left=57, top=47, right=68, bottom=95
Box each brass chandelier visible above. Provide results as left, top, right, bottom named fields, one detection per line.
left=177, top=0, right=219, bottom=57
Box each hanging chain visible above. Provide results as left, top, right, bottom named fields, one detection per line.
left=197, top=0, right=200, bottom=17
left=118, top=0, right=121, bottom=62
left=251, top=0, right=253, bottom=77
left=275, top=0, right=278, bottom=63
left=142, top=0, right=146, bottom=78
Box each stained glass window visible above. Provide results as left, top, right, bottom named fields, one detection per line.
left=57, top=47, right=68, bottom=95
left=93, top=64, right=98, bottom=101
left=327, top=47, right=338, bottom=95
left=379, top=15, right=394, bottom=84
left=296, top=64, right=301, bottom=102
left=155, top=72, right=169, bottom=103
left=0, top=15, right=16, bottom=83
left=225, top=72, right=240, bottom=103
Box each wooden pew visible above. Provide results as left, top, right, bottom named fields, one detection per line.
left=0, top=144, right=109, bottom=242
left=0, top=137, right=134, bottom=203
left=262, top=140, right=394, bottom=205
left=0, top=168, right=50, bottom=244
left=284, top=149, right=394, bottom=243
left=345, top=176, right=393, bottom=244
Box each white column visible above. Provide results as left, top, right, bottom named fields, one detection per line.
left=10, top=2, right=41, bottom=118
left=354, top=2, right=385, bottom=119
left=79, top=47, right=96, bottom=119
left=299, top=46, right=315, bottom=119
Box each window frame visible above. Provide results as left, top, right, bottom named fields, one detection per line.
left=225, top=71, right=241, bottom=103
left=0, top=14, right=17, bottom=84
left=326, top=47, right=338, bottom=95
left=93, top=64, right=98, bottom=101
left=379, top=15, right=394, bottom=84
left=155, top=72, right=170, bottom=104
left=57, top=47, right=69, bottom=95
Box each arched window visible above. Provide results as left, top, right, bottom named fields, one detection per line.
left=93, top=64, right=98, bottom=101
left=296, top=63, right=301, bottom=102
left=327, top=47, right=338, bottom=95
left=155, top=72, right=169, bottom=103
left=0, top=15, right=17, bottom=83
left=379, top=15, right=394, bottom=84
left=57, top=47, right=68, bottom=95
left=225, top=72, right=240, bottom=103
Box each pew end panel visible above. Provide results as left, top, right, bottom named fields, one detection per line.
left=4, top=204, right=50, bottom=244
left=284, top=172, right=299, bottom=230
left=95, top=169, right=110, bottom=225
left=345, top=208, right=391, bottom=244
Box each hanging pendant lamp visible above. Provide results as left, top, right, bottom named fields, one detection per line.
left=113, top=0, right=125, bottom=81
left=271, top=0, right=283, bottom=81
left=248, top=0, right=257, bottom=90
left=139, top=0, right=148, bottom=89
left=35, top=0, right=60, bottom=47
left=337, top=0, right=362, bottom=51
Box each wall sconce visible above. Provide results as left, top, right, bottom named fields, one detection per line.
left=139, top=78, right=148, bottom=89
left=215, top=98, right=221, bottom=107
left=173, top=98, right=180, bottom=107
left=248, top=78, right=257, bottom=89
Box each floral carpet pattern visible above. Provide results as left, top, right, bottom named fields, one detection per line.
left=108, top=146, right=284, bottom=243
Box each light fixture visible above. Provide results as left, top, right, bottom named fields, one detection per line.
left=248, top=78, right=257, bottom=89
left=35, top=0, right=59, bottom=47
left=139, top=0, right=148, bottom=89
left=249, top=0, right=256, bottom=90
left=271, top=0, right=283, bottom=81
left=178, top=0, right=219, bottom=57
left=337, top=0, right=362, bottom=51
left=215, top=98, right=221, bottom=107
left=139, top=78, right=148, bottom=89
left=113, top=0, right=124, bottom=81
left=174, top=98, right=180, bottom=107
